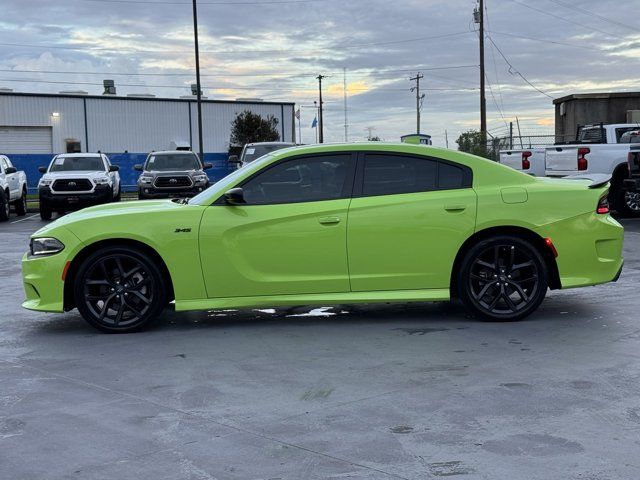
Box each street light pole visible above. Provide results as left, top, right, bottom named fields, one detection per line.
left=316, top=75, right=325, bottom=143
left=192, top=0, right=204, bottom=162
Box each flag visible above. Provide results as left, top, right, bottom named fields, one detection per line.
left=311, top=117, right=317, bottom=128
left=294, top=108, right=300, bottom=120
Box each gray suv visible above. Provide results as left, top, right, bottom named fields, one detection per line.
left=135, top=151, right=212, bottom=199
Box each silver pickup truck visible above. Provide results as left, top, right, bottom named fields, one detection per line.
left=0, top=154, right=28, bottom=221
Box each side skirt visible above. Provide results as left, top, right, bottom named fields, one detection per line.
left=174, top=289, right=451, bottom=312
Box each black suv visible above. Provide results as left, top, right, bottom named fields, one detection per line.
left=623, top=144, right=640, bottom=212
left=135, top=151, right=212, bottom=199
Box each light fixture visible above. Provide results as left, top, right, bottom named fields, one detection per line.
left=51, top=112, right=60, bottom=118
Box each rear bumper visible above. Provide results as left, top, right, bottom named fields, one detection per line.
left=533, top=212, right=624, bottom=289
left=39, top=185, right=112, bottom=209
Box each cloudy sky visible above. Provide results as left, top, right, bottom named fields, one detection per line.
left=1, top=0, right=638, bottom=147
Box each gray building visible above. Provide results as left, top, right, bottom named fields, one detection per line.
left=554, top=92, right=640, bottom=142
left=0, top=89, right=295, bottom=190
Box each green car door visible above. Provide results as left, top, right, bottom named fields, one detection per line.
left=347, top=152, right=477, bottom=291
left=199, top=153, right=356, bottom=298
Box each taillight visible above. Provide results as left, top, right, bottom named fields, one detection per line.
left=577, top=147, right=589, bottom=171
left=522, top=151, right=532, bottom=170
left=596, top=196, right=610, bottom=214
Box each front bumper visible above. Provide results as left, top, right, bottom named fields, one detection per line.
left=39, top=185, right=112, bottom=209
left=138, top=183, right=208, bottom=198
left=22, top=227, right=83, bottom=313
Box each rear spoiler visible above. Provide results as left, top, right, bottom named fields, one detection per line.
left=563, top=173, right=611, bottom=189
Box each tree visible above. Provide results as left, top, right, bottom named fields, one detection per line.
left=456, top=129, right=488, bottom=158
left=368, top=136, right=381, bottom=142
left=229, top=110, right=280, bottom=149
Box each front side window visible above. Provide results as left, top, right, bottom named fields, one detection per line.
left=50, top=156, right=105, bottom=172
left=241, top=154, right=352, bottom=205
left=361, top=154, right=470, bottom=196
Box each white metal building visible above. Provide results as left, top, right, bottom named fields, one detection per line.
left=0, top=90, right=296, bottom=155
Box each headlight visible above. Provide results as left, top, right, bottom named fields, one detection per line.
left=30, top=237, right=65, bottom=256
left=139, top=175, right=153, bottom=184
left=194, top=174, right=208, bottom=183
left=38, top=178, right=52, bottom=187
left=93, top=176, right=111, bottom=185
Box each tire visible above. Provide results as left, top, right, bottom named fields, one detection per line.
left=14, top=187, right=27, bottom=216
left=0, top=189, right=9, bottom=222
left=74, top=246, right=167, bottom=333
left=611, top=176, right=640, bottom=216
left=39, top=199, right=52, bottom=221
left=137, top=188, right=145, bottom=200
left=457, top=235, right=548, bottom=322
left=114, top=185, right=121, bottom=202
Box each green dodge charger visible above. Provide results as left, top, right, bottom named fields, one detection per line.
left=22, top=143, right=624, bottom=332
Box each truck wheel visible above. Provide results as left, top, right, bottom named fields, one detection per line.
left=14, top=187, right=27, bottom=216
left=0, top=189, right=9, bottom=222
left=114, top=186, right=121, bottom=202
left=611, top=177, right=640, bottom=217
left=458, top=236, right=548, bottom=322
left=137, top=188, right=146, bottom=200
left=39, top=199, right=52, bottom=220
left=73, top=246, right=167, bottom=333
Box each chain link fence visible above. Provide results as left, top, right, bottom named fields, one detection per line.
left=483, top=133, right=575, bottom=160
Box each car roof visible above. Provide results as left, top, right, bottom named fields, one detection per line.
left=149, top=150, right=197, bottom=155
left=55, top=153, right=104, bottom=158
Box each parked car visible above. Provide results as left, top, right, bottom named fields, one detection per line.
left=545, top=123, right=640, bottom=214
left=498, top=148, right=545, bottom=177
left=623, top=144, right=640, bottom=211
left=229, top=142, right=296, bottom=168
left=135, top=150, right=212, bottom=200
left=0, top=154, right=28, bottom=221
left=22, top=143, right=623, bottom=332
left=37, top=153, right=121, bottom=221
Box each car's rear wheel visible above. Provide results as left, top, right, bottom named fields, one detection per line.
left=74, top=246, right=166, bottom=333
left=14, top=187, right=27, bottom=216
left=0, top=189, right=9, bottom=222
left=458, top=236, right=548, bottom=321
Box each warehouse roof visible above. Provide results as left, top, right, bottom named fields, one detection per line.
left=553, top=91, right=640, bottom=105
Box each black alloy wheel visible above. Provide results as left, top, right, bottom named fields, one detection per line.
left=459, top=236, right=548, bottom=321
left=74, top=247, right=166, bottom=332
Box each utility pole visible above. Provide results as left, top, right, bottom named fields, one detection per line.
left=192, top=0, right=204, bottom=162
left=509, top=121, right=513, bottom=149
left=343, top=68, right=348, bottom=142
left=445, top=129, right=449, bottom=149
left=409, top=73, right=425, bottom=134
left=365, top=126, right=376, bottom=141
left=474, top=0, right=487, bottom=146
left=316, top=74, right=326, bottom=143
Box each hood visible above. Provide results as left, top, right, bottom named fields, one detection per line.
left=43, top=170, right=109, bottom=180
left=33, top=200, right=192, bottom=236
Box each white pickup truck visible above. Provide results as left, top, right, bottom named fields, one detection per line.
left=0, top=154, right=28, bottom=221
left=545, top=124, right=640, bottom=214
left=498, top=147, right=545, bottom=177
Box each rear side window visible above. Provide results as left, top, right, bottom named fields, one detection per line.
left=361, top=154, right=470, bottom=196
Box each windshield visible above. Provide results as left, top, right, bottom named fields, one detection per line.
left=50, top=156, right=105, bottom=172
left=242, top=144, right=292, bottom=163
left=145, top=153, right=201, bottom=171
left=188, top=153, right=277, bottom=205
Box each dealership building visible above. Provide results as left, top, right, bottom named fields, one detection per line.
left=0, top=89, right=296, bottom=191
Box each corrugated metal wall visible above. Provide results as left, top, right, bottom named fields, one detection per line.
left=0, top=93, right=295, bottom=155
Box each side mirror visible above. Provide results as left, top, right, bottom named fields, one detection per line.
left=203, top=162, right=213, bottom=170
left=224, top=187, right=246, bottom=205
left=134, top=164, right=143, bottom=171
left=5, top=166, right=17, bottom=174
left=228, top=155, right=240, bottom=164
left=38, top=166, right=47, bottom=174
left=109, top=165, right=120, bottom=172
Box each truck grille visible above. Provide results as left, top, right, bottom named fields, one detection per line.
left=52, top=178, right=93, bottom=192
left=154, top=176, right=193, bottom=188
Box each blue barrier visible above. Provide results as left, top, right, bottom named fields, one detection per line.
left=7, top=152, right=235, bottom=194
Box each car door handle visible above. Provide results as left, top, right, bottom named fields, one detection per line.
left=444, top=204, right=466, bottom=212
left=318, top=216, right=341, bottom=225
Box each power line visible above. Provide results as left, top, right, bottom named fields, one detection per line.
left=485, top=35, right=554, bottom=99
left=544, top=0, right=636, bottom=32
left=0, top=31, right=473, bottom=56
left=489, top=30, right=597, bottom=51
left=80, top=0, right=329, bottom=4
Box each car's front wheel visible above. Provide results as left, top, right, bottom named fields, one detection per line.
left=74, top=246, right=166, bottom=333
left=458, top=236, right=548, bottom=321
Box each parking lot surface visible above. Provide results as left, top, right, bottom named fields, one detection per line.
left=1, top=214, right=640, bottom=479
